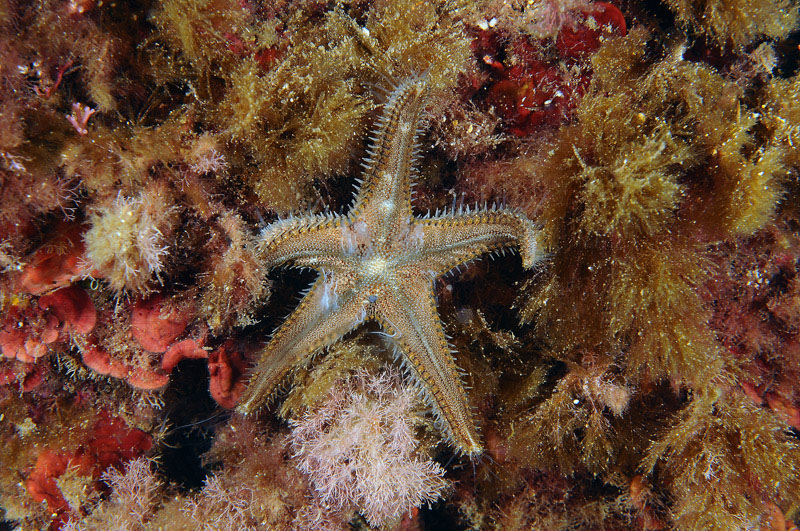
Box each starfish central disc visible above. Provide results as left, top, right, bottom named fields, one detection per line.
left=362, top=254, right=390, bottom=280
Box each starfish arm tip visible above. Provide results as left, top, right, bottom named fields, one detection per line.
left=518, top=217, right=544, bottom=270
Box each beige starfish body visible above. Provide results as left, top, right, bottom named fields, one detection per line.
left=238, top=77, right=542, bottom=455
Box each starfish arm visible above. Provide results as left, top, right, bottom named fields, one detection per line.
left=418, top=208, right=542, bottom=276
left=237, top=275, right=367, bottom=414
left=257, top=214, right=347, bottom=269
left=351, top=77, right=427, bottom=243
left=375, top=277, right=483, bottom=455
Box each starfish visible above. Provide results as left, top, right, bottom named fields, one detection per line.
left=238, top=77, right=542, bottom=455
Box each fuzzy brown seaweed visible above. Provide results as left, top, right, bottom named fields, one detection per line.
left=666, top=0, right=799, bottom=49
left=500, top=25, right=800, bottom=528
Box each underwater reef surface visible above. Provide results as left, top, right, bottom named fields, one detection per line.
left=1, top=0, right=800, bottom=529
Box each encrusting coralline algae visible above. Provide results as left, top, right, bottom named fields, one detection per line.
left=1, top=0, right=800, bottom=529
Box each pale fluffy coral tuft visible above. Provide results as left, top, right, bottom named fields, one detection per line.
left=289, top=369, right=449, bottom=527
left=84, top=186, right=177, bottom=294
